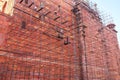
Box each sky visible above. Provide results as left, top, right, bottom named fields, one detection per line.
left=91, top=0, right=120, bottom=46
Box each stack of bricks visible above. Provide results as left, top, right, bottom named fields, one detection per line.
left=0, top=0, right=120, bottom=80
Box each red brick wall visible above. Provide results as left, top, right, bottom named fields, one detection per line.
left=81, top=4, right=120, bottom=80
left=81, top=7, right=108, bottom=80
left=0, top=0, right=80, bottom=80
left=102, top=26, right=120, bottom=79
left=0, top=0, right=120, bottom=80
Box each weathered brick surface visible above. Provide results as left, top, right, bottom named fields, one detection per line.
left=0, top=0, right=120, bottom=80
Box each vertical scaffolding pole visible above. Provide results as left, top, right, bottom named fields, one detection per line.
left=72, top=1, right=87, bottom=80
left=72, top=1, right=89, bottom=80
left=72, top=13, right=80, bottom=80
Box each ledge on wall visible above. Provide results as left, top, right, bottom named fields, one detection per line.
left=106, top=23, right=118, bottom=33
